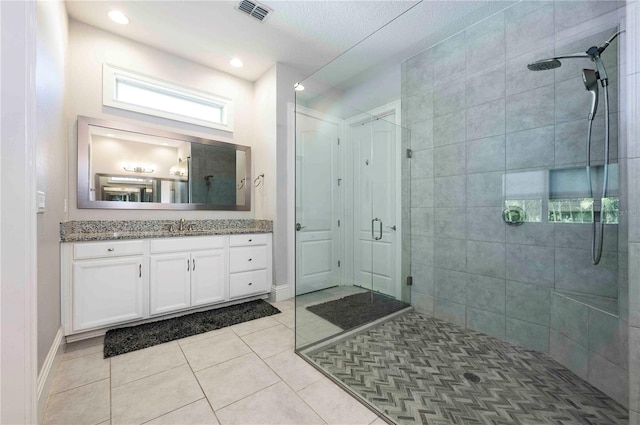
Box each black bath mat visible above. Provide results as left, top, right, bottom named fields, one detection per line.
left=306, top=292, right=409, bottom=330
left=104, top=299, right=280, bottom=358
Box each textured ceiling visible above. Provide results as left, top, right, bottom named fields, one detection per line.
left=65, top=1, right=512, bottom=83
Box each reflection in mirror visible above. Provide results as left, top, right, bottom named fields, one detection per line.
left=78, top=116, right=250, bottom=210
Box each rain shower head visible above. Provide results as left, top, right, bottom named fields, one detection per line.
left=527, top=52, right=590, bottom=71
left=527, top=58, right=561, bottom=71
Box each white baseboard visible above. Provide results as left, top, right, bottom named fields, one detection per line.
left=270, top=284, right=292, bottom=302
left=37, top=326, right=65, bottom=424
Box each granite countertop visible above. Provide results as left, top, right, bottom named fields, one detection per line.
left=60, top=219, right=272, bottom=242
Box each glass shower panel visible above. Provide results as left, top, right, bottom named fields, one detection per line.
left=294, top=85, right=411, bottom=351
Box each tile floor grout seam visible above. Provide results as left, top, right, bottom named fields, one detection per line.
left=176, top=341, right=222, bottom=425
left=47, top=376, right=110, bottom=398
left=138, top=397, right=207, bottom=425
left=110, top=359, right=188, bottom=390
left=184, top=327, right=286, bottom=413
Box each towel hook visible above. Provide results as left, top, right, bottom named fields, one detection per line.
left=237, top=178, right=246, bottom=190
left=254, top=173, right=264, bottom=187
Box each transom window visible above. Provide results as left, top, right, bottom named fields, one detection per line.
left=103, top=64, right=233, bottom=131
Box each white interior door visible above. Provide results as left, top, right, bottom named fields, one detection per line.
left=295, top=109, right=341, bottom=295
left=352, top=115, right=399, bottom=298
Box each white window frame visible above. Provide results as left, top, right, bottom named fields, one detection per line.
left=103, top=64, right=234, bottom=132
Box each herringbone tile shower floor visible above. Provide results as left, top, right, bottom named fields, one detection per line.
left=309, top=312, right=628, bottom=425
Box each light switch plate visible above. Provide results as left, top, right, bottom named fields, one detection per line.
left=37, top=191, right=45, bottom=213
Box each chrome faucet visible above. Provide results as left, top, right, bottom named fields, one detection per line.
left=178, top=218, right=185, bottom=231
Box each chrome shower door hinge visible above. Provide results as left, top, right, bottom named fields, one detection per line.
left=406, top=148, right=413, bottom=158
left=406, top=275, right=413, bottom=286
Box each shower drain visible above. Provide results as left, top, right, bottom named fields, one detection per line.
left=463, top=372, right=481, bottom=383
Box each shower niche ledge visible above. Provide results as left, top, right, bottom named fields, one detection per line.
left=553, top=289, right=618, bottom=316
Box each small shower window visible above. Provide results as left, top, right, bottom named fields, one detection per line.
left=548, top=197, right=618, bottom=224
left=103, top=64, right=233, bottom=131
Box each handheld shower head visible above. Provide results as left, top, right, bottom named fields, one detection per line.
left=582, top=69, right=599, bottom=120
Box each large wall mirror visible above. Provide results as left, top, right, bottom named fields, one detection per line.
left=77, top=116, right=251, bottom=210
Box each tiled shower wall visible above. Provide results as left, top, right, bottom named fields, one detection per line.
left=402, top=1, right=630, bottom=406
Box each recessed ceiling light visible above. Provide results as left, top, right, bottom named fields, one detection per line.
left=294, top=83, right=305, bottom=91
left=108, top=10, right=129, bottom=25
left=230, top=58, right=244, bottom=68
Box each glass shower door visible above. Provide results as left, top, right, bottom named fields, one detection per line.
left=354, top=115, right=409, bottom=303
left=370, top=117, right=402, bottom=300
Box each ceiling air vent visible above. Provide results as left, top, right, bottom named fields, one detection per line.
left=236, top=0, right=273, bottom=22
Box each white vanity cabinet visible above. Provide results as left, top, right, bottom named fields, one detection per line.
left=229, top=234, right=272, bottom=299
left=69, top=241, right=145, bottom=332
left=62, top=233, right=271, bottom=338
left=149, top=236, right=227, bottom=316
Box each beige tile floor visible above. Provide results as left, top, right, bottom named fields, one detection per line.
left=43, top=298, right=386, bottom=425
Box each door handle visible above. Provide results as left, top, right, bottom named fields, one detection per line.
left=296, top=223, right=306, bottom=231
left=386, top=225, right=396, bottom=231
left=371, top=218, right=383, bottom=240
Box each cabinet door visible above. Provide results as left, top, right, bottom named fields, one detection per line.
left=191, top=249, right=227, bottom=307
left=72, top=257, right=144, bottom=331
left=149, top=252, right=191, bottom=316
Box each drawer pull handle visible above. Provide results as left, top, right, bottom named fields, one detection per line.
left=187, top=259, right=190, bottom=271
left=248, top=239, right=252, bottom=242
left=139, top=264, right=142, bottom=278
left=248, top=282, right=253, bottom=286
left=107, top=248, right=115, bottom=252
left=193, top=259, right=196, bottom=271
left=248, top=258, right=252, bottom=262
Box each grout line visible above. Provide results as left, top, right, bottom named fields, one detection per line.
left=139, top=398, right=207, bottom=425
left=177, top=339, right=222, bottom=425
left=110, top=360, right=188, bottom=390
left=47, top=377, right=110, bottom=398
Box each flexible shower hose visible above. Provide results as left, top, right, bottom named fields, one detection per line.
left=587, top=83, right=609, bottom=265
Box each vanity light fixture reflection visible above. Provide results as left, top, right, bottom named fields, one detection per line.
left=123, top=165, right=155, bottom=173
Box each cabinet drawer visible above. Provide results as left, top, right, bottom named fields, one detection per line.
left=150, top=236, right=226, bottom=254
left=229, top=269, right=269, bottom=298
left=229, top=233, right=268, bottom=247
left=229, top=246, right=268, bottom=273
left=74, top=240, right=144, bottom=260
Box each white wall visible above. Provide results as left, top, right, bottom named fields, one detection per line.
left=340, top=62, right=402, bottom=117
left=253, top=65, right=277, bottom=221
left=35, top=0, right=68, bottom=373
left=253, top=63, right=304, bottom=295
left=67, top=20, right=257, bottom=220
left=1, top=1, right=38, bottom=422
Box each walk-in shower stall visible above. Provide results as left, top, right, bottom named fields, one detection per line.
left=295, top=1, right=635, bottom=423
